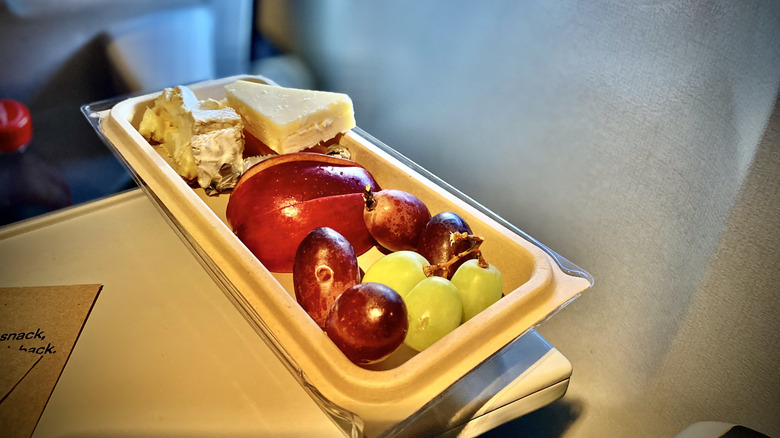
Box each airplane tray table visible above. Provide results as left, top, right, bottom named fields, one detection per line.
left=0, top=188, right=573, bottom=437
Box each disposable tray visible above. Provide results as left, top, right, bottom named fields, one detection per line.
left=83, top=75, right=592, bottom=437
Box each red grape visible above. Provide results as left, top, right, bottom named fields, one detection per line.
left=363, top=186, right=431, bottom=252
left=325, top=282, right=408, bottom=365
left=417, top=212, right=477, bottom=278
left=293, top=227, right=361, bottom=328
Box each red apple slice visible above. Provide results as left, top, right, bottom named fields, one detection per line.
left=227, top=152, right=379, bottom=230
left=242, top=130, right=278, bottom=158
left=235, top=192, right=375, bottom=273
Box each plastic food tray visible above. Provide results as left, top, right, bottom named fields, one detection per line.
left=83, top=75, right=592, bottom=437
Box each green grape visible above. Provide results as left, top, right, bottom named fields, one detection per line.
left=450, top=259, right=503, bottom=323
left=403, top=276, right=463, bottom=351
left=362, top=251, right=429, bottom=299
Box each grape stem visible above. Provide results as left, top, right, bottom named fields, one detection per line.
left=363, top=184, right=377, bottom=211
left=424, top=232, right=490, bottom=278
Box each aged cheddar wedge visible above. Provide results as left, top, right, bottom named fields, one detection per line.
left=224, top=80, right=356, bottom=154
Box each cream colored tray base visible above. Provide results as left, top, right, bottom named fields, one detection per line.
left=95, top=75, right=591, bottom=437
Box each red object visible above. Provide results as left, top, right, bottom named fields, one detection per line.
left=363, top=188, right=431, bottom=252
left=226, top=153, right=380, bottom=272
left=0, top=99, right=33, bottom=152
left=293, top=227, right=361, bottom=328
left=227, top=153, right=380, bottom=229
left=235, top=192, right=375, bottom=273
left=325, top=282, right=408, bottom=365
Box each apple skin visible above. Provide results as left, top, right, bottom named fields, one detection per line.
left=227, top=153, right=380, bottom=230
left=293, top=227, right=361, bottom=328
left=235, top=193, right=375, bottom=273
left=227, top=153, right=380, bottom=272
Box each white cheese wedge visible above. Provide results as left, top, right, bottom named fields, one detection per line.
left=224, top=80, right=356, bottom=154
left=138, top=85, right=244, bottom=192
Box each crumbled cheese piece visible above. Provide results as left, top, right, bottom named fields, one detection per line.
left=138, top=86, right=244, bottom=192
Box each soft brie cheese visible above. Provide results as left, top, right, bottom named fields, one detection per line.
left=138, top=86, right=244, bottom=192
left=224, top=80, right=356, bottom=154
